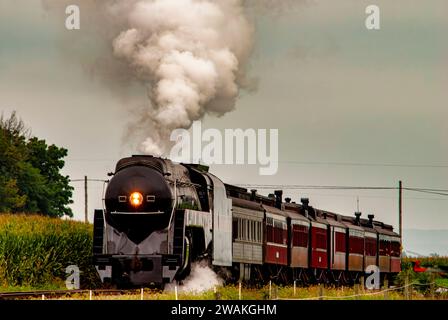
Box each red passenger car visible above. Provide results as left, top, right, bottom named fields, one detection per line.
left=323, top=211, right=347, bottom=272
left=343, top=213, right=365, bottom=273
left=361, top=215, right=378, bottom=270
left=310, top=219, right=328, bottom=269
left=390, top=237, right=401, bottom=273
left=284, top=206, right=310, bottom=268
left=263, top=205, right=288, bottom=265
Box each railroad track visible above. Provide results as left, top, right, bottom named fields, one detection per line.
left=0, top=288, right=129, bottom=300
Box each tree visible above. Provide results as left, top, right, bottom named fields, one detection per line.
left=0, top=112, right=73, bottom=217
left=26, top=137, right=74, bottom=217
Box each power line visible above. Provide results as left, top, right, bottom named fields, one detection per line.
left=405, top=187, right=448, bottom=192
left=66, top=158, right=116, bottom=163
left=276, top=192, right=448, bottom=201
left=70, top=179, right=448, bottom=197
left=272, top=160, right=448, bottom=169
left=65, top=157, right=448, bottom=169
left=404, top=188, right=448, bottom=197
left=70, top=178, right=108, bottom=183
left=235, top=184, right=448, bottom=199
left=235, top=184, right=397, bottom=190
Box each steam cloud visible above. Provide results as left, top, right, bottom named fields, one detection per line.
left=165, top=261, right=223, bottom=294
left=43, top=0, right=303, bottom=155
left=110, top=0, right=255, bottom=155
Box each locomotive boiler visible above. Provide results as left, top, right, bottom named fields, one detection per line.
left=92, top=155, right=401, bottom=288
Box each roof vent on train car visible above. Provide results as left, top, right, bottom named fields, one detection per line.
left=301, top=198, right=310, bottom=218
left=274, top=190, right=283, bottom=209
left=368, top=214, right=374, bottom=227
left=354, top=212, right=362, bottom=225
left=301, top=198, right=309, bottom=207
left=250, top=189, right=257, bottom=201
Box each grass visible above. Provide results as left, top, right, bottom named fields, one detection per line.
left=435, top=278, right=448, bottom=287
left=31, top=284, right=444, bottom=300
left=0, top=213, right=99, bottom=290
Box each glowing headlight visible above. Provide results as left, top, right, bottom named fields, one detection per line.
left=130, top=192, right=143, bottom=207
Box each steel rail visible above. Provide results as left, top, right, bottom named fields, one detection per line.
left=0, top=288, right=129, bottom=300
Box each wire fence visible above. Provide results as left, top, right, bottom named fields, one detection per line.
left=275, top=282, right=448, bottom=300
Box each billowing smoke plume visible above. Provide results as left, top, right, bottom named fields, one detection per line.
left=43, top=0, right=304, bottom=155
left=108, top=0, right=254, bottom=155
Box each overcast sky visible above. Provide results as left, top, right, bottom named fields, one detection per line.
left=1, top=0, right=448, bottom=239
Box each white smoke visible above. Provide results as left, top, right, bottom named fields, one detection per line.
left=108, top=0, right=254, bottom=155
left=42, top=0, right=305, bottom=155
left=165, top=261, right=223, bottom=294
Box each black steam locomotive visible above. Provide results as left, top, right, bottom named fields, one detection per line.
left=92, top=155, right=401, bottom=288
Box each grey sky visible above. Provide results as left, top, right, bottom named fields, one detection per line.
left=1, top=0, right=448, bottom=244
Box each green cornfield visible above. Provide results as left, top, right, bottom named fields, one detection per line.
left=0, top=214, right=99, bottom=289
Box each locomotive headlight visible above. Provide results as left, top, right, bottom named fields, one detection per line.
left=130, top=192, right=143, bottom=207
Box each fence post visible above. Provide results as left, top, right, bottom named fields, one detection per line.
left=383, top=278, right=389, bottom=300
left=430, top=273, right=435, bottom=300
left=404, top=274, right=409, bottom=300
left=239, top=282, right=242, bottom=300
left=293, top=280, right=296, bottom=297
left=319, top=284, right=324, bottom=300
left=354, top=284, right=359, bottom=300
left=214, top=286, right=221, bottom=300
left=360, top=276, right=365, bottom=293
left=269, top=281, right=272, bottom=300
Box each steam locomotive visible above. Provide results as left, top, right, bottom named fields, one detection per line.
left=92, top=155, right=401, bottom=287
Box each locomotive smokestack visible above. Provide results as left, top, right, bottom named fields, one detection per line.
left=274, top=190, right=283, bottom=209
left=354, top=212, right=362, bottom=225
left=285, top=197, right=291, bottom=203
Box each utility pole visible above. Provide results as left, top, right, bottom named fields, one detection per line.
left=399, top=180, right=403, bottom=244
left=84, top=175, right=88, bottom=223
